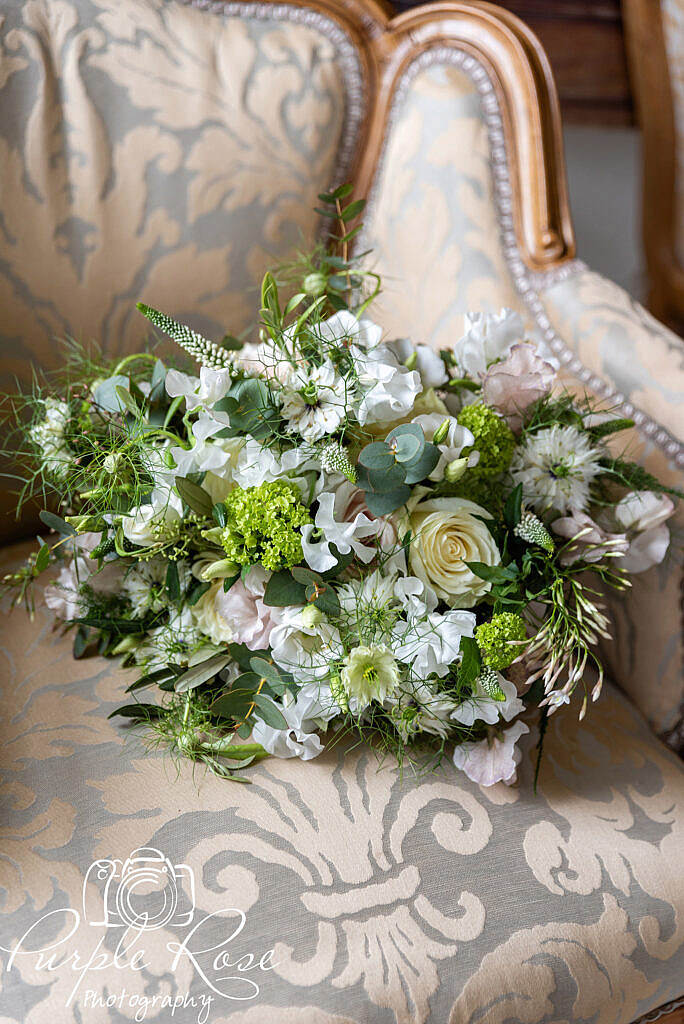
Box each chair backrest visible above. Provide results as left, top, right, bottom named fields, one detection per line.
left=0, top=0, right=573, bottom=535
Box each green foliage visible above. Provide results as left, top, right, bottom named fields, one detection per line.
left=599, top=457, right=684, bottom=499
left=357, top=423, right=440, bottom=516
left=136, top=303, right=235, bottom=370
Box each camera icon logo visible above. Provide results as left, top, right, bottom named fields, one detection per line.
left=83, top=847, right=195, bottom=930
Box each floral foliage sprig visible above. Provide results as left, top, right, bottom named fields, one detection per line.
left=3, top=189, right=680, bottom=787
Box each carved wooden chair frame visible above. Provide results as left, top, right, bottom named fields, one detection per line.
left=623, top=0, right=684, bottom=330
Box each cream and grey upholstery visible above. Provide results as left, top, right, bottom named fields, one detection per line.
left=0, top=3, right=683, bottom=1022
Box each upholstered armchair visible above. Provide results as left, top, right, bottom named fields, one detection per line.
left=0, top=2, right=682, bottom=1023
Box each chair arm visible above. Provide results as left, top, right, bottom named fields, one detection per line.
left=536, top=266, right=684, bottom=751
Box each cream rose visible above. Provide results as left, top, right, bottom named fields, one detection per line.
left=407, top=497, right=501, bottom=607
left=190, top=581, right=234, bottom=645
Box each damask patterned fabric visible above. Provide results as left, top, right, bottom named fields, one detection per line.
left=0, top=0, right=355, bottom=534
left=362, top=57, right=684, bottom=750
left=539, top=270, right=684, bottom=747
left=361, top=62, right=530, bottom=348
left=1, top=540, right=683, bottom=1024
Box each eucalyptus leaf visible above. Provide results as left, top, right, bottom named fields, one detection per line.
left=263, top=570, right=306, bottom=607
left=165, top=561, right=180, bottom=602
left=252, top=693, right=288, bottom=729
left=358, top=442, right=395, bottom=471
left=39, top=510, right=77, bottom=536
left=176, top=476, right=213, bottom=517
left=175, top=653, right=232, bottom=693
left=402, top=443, right=440, bottom=485
left=363, top=485, right=411, bottom=516
left=92, top=375, right=130, bottom=414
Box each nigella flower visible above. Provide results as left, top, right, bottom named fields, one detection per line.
left=509, top=425, right=604, bottom=515
left=280, top=359, right=349, bottom=442
left=340, top=645, right=401, bottom=708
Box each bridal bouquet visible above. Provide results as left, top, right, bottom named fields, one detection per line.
left=4, top=189, right=679, bottom=786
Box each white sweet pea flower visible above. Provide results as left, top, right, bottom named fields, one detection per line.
left=453, top=309, right=524, bottom=379
left=165, top=365, right=233, bottom=414
left=451, top=674, right=524, bottom=726
left=452, top=720, right=529, bottom=787
left=393, top=609, right=476, bottom=679
left=231, top=438, right=315, bottom=492
left=301, top=492, right=378, bottom=572
left=251, top=683, right=340, bottom=760
left=411, top=413, right=477, bottom=481
left=315, top=309, right=383, bottom=351
left=613, top=491, right=674, bottom=572
left=386, top=338, right=448, bottom=387
left=352, top=344, right=422, bottom=425
left=280, top=360, right=349, bottom=442
left=270, top=608, right=345, bottom=681
left=393, top=575, right=438, bottom=619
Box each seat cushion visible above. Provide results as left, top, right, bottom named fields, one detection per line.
left=1, top=538, right=683, bottom=1024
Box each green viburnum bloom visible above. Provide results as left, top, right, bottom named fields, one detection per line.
left=218, top=480, right=311, bottom=572
left=457, top=402, right=516, bottom=477
left=340, top=644, right=400, bottom=707
left=475, top=612, right=527, bottom=670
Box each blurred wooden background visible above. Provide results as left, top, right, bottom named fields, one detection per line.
left=393, top=0, right=634, bottom=125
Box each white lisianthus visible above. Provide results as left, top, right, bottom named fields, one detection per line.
left=340, top=644, right=400, bottom=707
left=280, top=360, right=349, bottom=442
left=29, top=398, right=73, bottom=480
left=451, top=674, right=524, bottom=726
left=453, top=309, right=524, bottom=378
left=190, top=581, right=235, bottom=645
left=352, top=344, right=422, bottom=425
left=509, top=425, right=603, bottom=516
left=411, top=413, right=478, bottom=482
left=407, top=497, right=501, bottom=608
left=452, top=720, right=530, bottom=787
left=121, top=488, right=183, bottom=547
left=386, top=338, right=448, bottom=387
left=301, top=492, right=378, bottom=573
left=270, top=608, right=344, bottom=681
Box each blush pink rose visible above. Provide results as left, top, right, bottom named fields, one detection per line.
left=215, top=566, right=284, bottom=650
left=481, top=342, right=555, bottom=430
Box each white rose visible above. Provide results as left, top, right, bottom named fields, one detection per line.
left=190, top=581, right=234, bottom=645
left=407, top=497, right=501, bottom=608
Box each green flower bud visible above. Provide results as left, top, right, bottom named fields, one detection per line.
left=301, top=604, right=326, bottom=628
left=200, top=558, right=239, bottom=581
left=432, top=418, right=451, bottom=445
left=444, top=457, right=468, bottom=483
left=65, top=514, right=99, bottom=533
left=403, top=351, right=418, bottom=370
left=111, top=635, right=139, bottom=655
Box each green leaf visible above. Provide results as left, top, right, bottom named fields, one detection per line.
left=73, top=624, right=91, bottom=659
left=166, top=561, right=180, bottom=602
left=35, top=543, right=50, bottom=573
left=261, top=271, right=281, bottom=319
left=223, top=573, right=239, bottom=592
left=385, top=422, right=425, bottom=443
left=363, top=485, right=412, bottom=516
left=252, top=693, right=288, bottom=729
left=306, top=581, right=340, bottom=617
left=360, top=463, right=407, bottom=494
left=108, top=703, right=162, bottom=721
left=39, top=510, right=77, bottom=536
left=503, top=483, right=523, bottom=529
left=402, top=443, right=440, bottom=485
left=176, top=476, right=213, bottom=517
left=458, top=636, right=482, bottom=689
left=392, top=434, right=421, bottom=463
left=263, top=570, right=307, bottom=607
left=249, top=657, right=282, bottom=686
left=285, top=292, right=307, bottom=316
left=358, top=442, right=395, bottom=471
left=126, top=667, right=177, bottom=693
left=75, top=616, right=145, bottom=634
left=228, top=643, right=258, bottom=670
left=216, top=377, right=280, bottom=441
left=587, top=417, right=635, bottom=439
left=175, top=653, right=232, bottom=693
left=317, top=192, right=338, bottom=205
left=291, top=566, right=323, bottom=586
left=115, top=385, right=140, bottom=417
left=465, top=561, right=519, bottom=583
left=212, top=502, right=227, bottom=527
left=92, top=375, right=130, bottom=414
left=340, top=199, right=365, bottom=221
